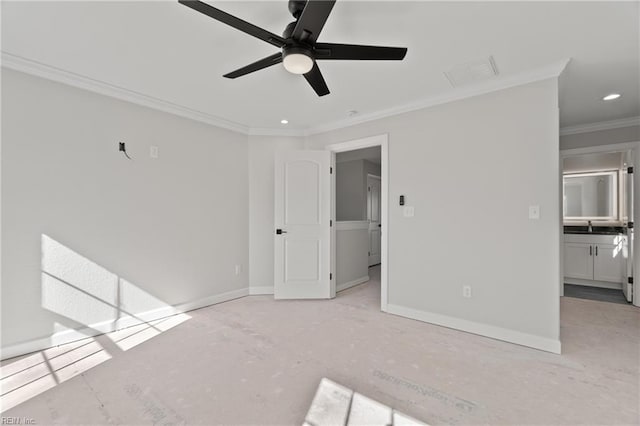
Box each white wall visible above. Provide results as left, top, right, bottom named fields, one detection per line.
left=248, top=135, right=305, bottom=293
left=336, top=158, right=381, bottom=221
left=560, top=125, right=640, bottom=150
left=335, top=222, right=369, bottom=291
left=1, top=69, right=249, bottom=356
left=336, top=160, right=365, bottom=221
left=307, top=78, right=561, bottom=352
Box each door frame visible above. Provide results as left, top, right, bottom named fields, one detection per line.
left=560, top=141, right=640, bottom=307
left=324, top=134, right=389, bottom=311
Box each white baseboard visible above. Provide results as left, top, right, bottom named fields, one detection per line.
left=385, top=304, right=561, bottom=354
left=1, top=287, right=249, bottom=361
left=337, top=276, right=370, bottom=292
left=249, top=286, right=274, bottom=295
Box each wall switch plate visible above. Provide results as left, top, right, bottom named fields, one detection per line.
left=463, top=285, right=472, bottom=298
left=403, top=206, right=415, bottom=217
left=235, top=264, right=242, bottom=275
left=150, top=145, right=159, bottom=159
left=529, top=205, right=540, bottom=220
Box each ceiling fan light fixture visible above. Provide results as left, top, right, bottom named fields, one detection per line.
left=282, top=47, right=314, bottom=74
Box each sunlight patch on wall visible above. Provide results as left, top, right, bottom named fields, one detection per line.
left=40, top=234, right=191, bottom=336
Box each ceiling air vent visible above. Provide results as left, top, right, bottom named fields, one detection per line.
left=444, top=56, right=499, bottom=87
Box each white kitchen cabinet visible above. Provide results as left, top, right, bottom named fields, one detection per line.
left=564, top=234, right=626, bottom=288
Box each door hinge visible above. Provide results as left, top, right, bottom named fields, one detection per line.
left=629, top=167, right=634, bottom=174
left=368, top=186, right=371, bottom=192
left=629, top=221, right=634, bottom=229
left=330, top=167, right=333, bottom=174
left=368, top=251, right=371, bottom=256
left=330, top=273, right=333, bottom=280
left=629, top=277, right=634, bottom=284
left=330, top=219, right=333, bottom=227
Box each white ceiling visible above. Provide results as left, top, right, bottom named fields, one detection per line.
left=2, top=1, right=638, bottom=133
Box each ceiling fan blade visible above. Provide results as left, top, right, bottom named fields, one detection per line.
left=315, top=43, right=407, bottom=60
left=179, top=0, right=286, bottom=48
left=303, top=63, right=330, bottom=97
left=223, top=53, right=283, bottom=79
left=292, top=1, right=336, bottom=44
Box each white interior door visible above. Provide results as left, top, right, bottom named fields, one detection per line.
left=367, top=175, right=382, bottom=266
left=274, top=150, right=333, bottom=299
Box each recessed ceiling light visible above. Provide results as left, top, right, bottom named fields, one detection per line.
left=280, top=119, right=289, bottom=124
left=603, top=93, right=621, bottom=101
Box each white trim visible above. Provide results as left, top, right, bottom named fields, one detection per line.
left=307, top=59, right=569, bottom=136
left=560, top=117, right=640, bottom=136
left=3, top=52, right=570, bottom=139
left=249, top=286, right=274, bottom=295
left=325, top=134, right=389, bottom=312
left=386, top=304, right=562, bottom=354
left=335, top=221, right=369, bottom=231
left=337, top=276, right=370, bottom=292
left=560, top=141, right=640, bottom=158
left=0, top=287, right=249, bottom=360
left=1, top=52, right=249, bottom=135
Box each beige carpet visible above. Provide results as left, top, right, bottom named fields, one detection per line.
left=2, top=266, right=639, bottom=425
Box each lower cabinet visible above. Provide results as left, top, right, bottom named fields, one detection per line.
left=593, top=244, right=624, bottom=283
left=564, top=243, right=594, bottom=280
left=564, top=236, right=625, bottom=285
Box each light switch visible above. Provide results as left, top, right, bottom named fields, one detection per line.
left=150, top=145, right=159, bottom=159
left=403, top=206, right=415, bottom=217
left=529, top=205, right=540, bottom=220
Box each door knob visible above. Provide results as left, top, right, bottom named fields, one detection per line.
left=276, top=229, right=287, bottom=235
left=378, top=224, right=381, bottom=227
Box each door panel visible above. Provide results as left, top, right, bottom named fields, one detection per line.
left=564, top=243, right=593, bottom=280
left=275, top=151, right=332, bottom=299
left=593, top=243, right=624, bottom=283
left=367, top=175, right=382, bottom=266
left=285, top=161, right=320, bottom=225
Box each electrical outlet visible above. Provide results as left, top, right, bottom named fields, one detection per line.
left=150, top=145, right=159, bottom=159
left=463, top=285, right=472, bottom=298
left=235, top=264, right=243, bottom=275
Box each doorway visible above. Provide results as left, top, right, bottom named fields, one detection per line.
left=560, top=142, right=640, bottom=307
left=326, top=134, right=389, bottom=311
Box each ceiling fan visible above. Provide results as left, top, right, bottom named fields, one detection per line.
left=178, top=0, right=408, bottom=96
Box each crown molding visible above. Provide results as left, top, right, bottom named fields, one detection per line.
left=2, top=52, right=572, bottom=140
left=1, top=51, right=250, bottom=135
left=303, top=58, right=571, bottom=136
left=560, top=116, right=640, bottom=136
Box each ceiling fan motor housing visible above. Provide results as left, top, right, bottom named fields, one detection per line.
left=288, top=0, right=307, bottom=19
